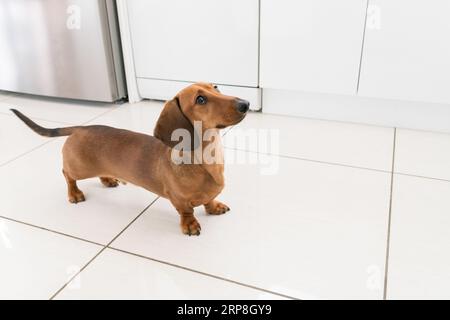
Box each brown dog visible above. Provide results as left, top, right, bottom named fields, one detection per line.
left=11, top=83, right=249, bottom=236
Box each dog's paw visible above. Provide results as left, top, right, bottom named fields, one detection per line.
left=181, top=217, right=201, bottom=236
left=68, top=191, right=85, bottom=204
left=100, top=177, right=119, bottom=188
left=205, top=200, right=230, bottom=215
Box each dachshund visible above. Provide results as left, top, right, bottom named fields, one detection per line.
left=11, top=83, right=249, bottom=235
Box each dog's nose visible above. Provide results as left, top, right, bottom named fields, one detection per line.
left=236, top=99, right=250, bottom=113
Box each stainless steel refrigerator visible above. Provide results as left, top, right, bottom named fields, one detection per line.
left=0, top=0, right=126, bottom=102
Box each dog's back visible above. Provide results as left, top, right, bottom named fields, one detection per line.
left=62, top=125, right=170, bottom=193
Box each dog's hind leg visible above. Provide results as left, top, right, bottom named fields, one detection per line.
left=99, top=177, right=119, bottom=188
left=62, top=170, right=85, bottom=204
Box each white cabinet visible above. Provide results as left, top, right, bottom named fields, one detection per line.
left=127, top=0, right=259, bottom=87
left=260, top=0, right=368, bottom=95
left=359, top=0, right=450, bottom=104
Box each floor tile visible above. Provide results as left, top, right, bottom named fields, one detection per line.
left=387, top=174, right=450, bottom=300
left=0, top=113, right=65, bottom=166
left=57, top=249, right=283, bottom=300
left=88, top=100, right=164, bottom=134
left=0, top=218, right=100, bottom=299
left=0, top=90, right=17, bottom=101
left=223, top=112, right=394, bottom=171
left=0, top=94, right=114, bottom=124
left=112, top=150, right=391, bottom=299
left=89, top=99, right=230, bottom=138
left=395, top=129, right=450, bottom=181
left=0, top=139, right=158, bottom=245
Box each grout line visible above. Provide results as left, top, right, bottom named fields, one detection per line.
left=262, top=108, right=395, bottom=131
left=356, top=0, right=370, bottom=93
left=0, top=215, right=104, bottom=247
left=49, top=247, right=106, bottom=300
left=224, top=139, right=450, bottom=184
left=105, top=196, right=159, bottom=246
left=224, top=146, right=392, bottom=174
left=49, top=197, right=159, bottom=300
left=221, top=125, right=235, bottom=138
left=395, top=172, right=450, bottom=184
left=383, top=128, right=397, bottom=300
left=108, top=247, right=297, bottom=300
left=0, top=140, right=56, bottom=168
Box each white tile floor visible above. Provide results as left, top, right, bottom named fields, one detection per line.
left=0, top=91, right=449, bottom=299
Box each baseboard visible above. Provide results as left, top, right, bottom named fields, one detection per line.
left=262, top=88, right=450, bottom=134
left=137, top=78, right=262, bottom=111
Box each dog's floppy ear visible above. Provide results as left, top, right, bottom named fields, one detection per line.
left=154, top=97, right=196, bottom=149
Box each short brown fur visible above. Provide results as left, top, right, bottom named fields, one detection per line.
left=11, top=83, right=248, bottom=235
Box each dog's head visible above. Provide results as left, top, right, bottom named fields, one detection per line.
left=154, top=83, right=249, bottom=147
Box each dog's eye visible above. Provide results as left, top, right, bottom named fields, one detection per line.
left=196, top=96, right=207, bottom=105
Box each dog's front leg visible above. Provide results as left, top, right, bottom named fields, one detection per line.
left=204, top=199, right=230, bottom=215
left=173, top=202, right=201, bottom=236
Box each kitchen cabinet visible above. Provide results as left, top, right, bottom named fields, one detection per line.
left=359, top=0, right=450, bottom=104
left=127, top=0, right=259, bottom=87
left=260, top=0, right=368, bottom=95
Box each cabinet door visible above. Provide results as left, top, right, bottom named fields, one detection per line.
left=127, top=0, right=259, bottom=87
left=260, top=0, right=368, bottom=95
left=359, top=0, right=450, bottom=104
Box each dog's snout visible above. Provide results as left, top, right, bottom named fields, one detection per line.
left=236, top=99, right=250, bottom=113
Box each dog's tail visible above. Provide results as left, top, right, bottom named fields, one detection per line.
left=10, top=109, right=81, bottom=137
